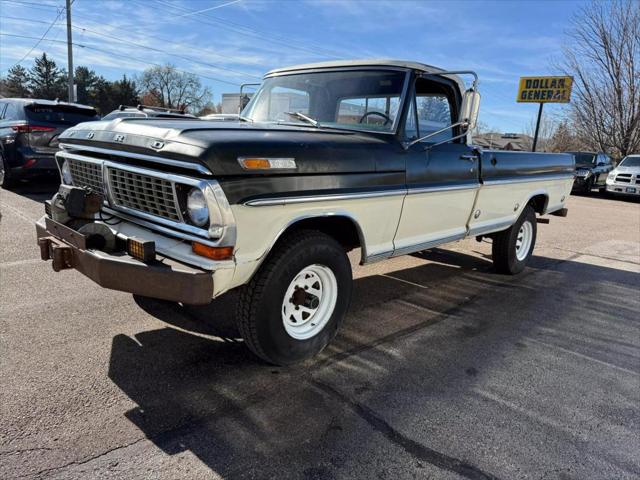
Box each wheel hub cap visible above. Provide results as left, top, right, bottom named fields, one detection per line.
left=282, top=264, right=338, bottom=340
left=515, top=221, right=533, bottom=261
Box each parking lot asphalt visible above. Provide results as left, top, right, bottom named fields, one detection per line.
left=1, top=182, right=639, bottom=480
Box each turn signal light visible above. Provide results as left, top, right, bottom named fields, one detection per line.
left=238, top=157, right=297, bottom=170
left=239, top=158, right=271, bottom=169
left=192, top=242, right=233, bottom=260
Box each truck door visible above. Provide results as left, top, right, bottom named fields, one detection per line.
left=393, top=78, right=480, bottom=255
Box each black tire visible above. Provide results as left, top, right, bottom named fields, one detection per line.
left=491, top=205, right=537, bottom=275
left=0, top=156, right=15, bottom=190
left=236, top=229, right=352, bottom=365
left=583, top=177, right=594, bottom=194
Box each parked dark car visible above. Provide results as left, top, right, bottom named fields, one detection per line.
left=0, top=98, right=99, bottom=188
left=102, top=105, right=197, bottom=120
left=569, top=151, right=614, bottom=194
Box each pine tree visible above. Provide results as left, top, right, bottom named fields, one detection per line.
left=111, top=75, right=139, bottom=108
left=4, top=65, right=31, bottom=97
left=28, top=53, right=66, bottom=100
left=74, top=66, right=99, bottom=105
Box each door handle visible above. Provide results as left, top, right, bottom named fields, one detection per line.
left=460, top=154, right=476, bottom=162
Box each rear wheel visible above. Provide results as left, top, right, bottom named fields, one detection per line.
left=491, top=205, right=537, bottom=275
left=236, top=229, right=352, bottom=365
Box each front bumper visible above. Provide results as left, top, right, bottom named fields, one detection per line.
left=35, top=216, right=214, bottom=304
left=606, top=182, right=639, bottom=196
left=572, top=176, right=591, bottom=191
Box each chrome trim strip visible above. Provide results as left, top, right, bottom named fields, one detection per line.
left=391, top=232, right=466, bottom=258
left=407, top=183, right=479, bottom=195
left=244, top=188, right=408, bottom=206
left=102, top=206, right=220, bottom=247
left=59, top=143, right=212, bottom=175
left=483, top=173, right=574, bottom=186
left=244, top=183, right=478, bottom=206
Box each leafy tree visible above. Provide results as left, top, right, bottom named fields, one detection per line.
left=28, top=53, right=67, bottom=100
left=4, top=65, right=31, bottom=97
left=139, top=64, right=211, bottom=111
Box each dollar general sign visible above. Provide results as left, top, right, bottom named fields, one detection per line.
left=517, top=76, right=573, bottom=103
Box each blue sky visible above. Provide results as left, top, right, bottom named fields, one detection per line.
left=0, top=0, right=586, bottom=131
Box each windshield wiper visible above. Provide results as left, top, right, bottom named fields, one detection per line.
left=284, top=111, right=319, bottom=127
left=239, top=115, right=253, bottom=122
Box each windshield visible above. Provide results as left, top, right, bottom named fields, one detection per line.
left=571, top=153, right=596, bottom=167
left=26, top=105, right=98, bottom=125
left=242, top=69, right=408, bottom=133
left=619, top=155, right=640, bottom=167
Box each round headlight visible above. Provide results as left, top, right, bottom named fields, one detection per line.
left=61, top=160, right=73, bottom=184
left=187, top=188, right=209, bottom=227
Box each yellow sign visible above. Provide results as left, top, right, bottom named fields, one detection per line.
left=517, top=76, right=573, bottom=103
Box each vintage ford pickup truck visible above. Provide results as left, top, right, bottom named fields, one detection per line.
left=35, top=60, right=574, bottom=365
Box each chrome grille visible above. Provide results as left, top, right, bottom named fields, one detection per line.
left=107, top=167, right=181, bottom=221
left=68, top=159, right=104, bottom=194
left=615, top=174, right=632, bottom=183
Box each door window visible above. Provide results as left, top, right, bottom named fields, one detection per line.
left=405, top=78, right=455, bottom=143
left=4, top=103, right=19, bottom=120
left=337, top=96, right=401, bottom=129
left=416, top=94, right=452, bottom=142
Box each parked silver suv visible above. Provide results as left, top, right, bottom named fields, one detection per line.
left=605, top=154, right=640, bottom=197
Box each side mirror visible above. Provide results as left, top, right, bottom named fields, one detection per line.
left=460, top=89, right=481, bottom=130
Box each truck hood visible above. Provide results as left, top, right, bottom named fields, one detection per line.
left=59, top=118, right=397, bottom=176
left=612, top=166, right=640, bottom=174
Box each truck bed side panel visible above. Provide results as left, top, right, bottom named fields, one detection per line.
left=468, top=150, right=574, bottom=236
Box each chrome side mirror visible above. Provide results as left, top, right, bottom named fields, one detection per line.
left=460, top=89, right=481, bottom=131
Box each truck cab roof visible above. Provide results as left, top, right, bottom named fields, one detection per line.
left=266, top=59, right=465, bottom=89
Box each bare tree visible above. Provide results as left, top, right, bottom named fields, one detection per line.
left=547, top=121, right=585, bottom=152
left=524, top=112, right=560, bottom=151
left=560, top=0, right=640, bottom=158
left=139, top=64, right=211, bottom=112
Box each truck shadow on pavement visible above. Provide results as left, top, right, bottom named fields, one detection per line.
left=6, top=177, right=59, bottom=201
left=108, top=249, right=640, bottom=479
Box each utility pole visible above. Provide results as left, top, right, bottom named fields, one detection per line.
left=531, top=102, right=543, bottom=152
left=66, top=0, right=74, bottom=102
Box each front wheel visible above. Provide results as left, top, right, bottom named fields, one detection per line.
left=236, top=229, right=352, bottom=365
left=491, top=205, right=537, bottom=275
left=0, top=156, right=15, bottom=190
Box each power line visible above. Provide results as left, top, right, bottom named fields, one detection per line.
left=147, top=0, right=348, bottom=60
left=0, top=33, right=242, bottom=87
left=3, top=15, right=262, bottom=81
left=9, top=1, right=69, bottom=68
left=72, top=23, right=262, bottom=80
left=173, top=0, right=242, bottom=18
left=1, top=0, right=60, bottom=10
left=69, top=12, right=265, bottom=75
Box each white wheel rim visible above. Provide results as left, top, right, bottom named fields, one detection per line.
left=515, top=221, right=533, bottom=261
left=282, top=264, right=338, bottom=340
